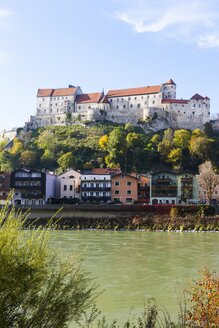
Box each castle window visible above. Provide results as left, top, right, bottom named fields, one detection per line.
left=130, top=104, right=133, bottom=108
left=116, top=105, right=119, bottom=109
left=123, top=105, right=126, bottom=109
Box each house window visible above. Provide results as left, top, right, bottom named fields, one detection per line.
left=115, top=190, right=119, bottom=194
left=130, top=104, right=133, bottom=108
left=64, top=185, right=67, bottom=191
left=116, top=105, right=119, bottom=109
left=126, top=198, right=132, bottom=203
left=127, top=190, right=132, bottom=195
left=123, top=105, right=126, bottom=109
left=127, top=181, right=132, bottom=186
left=90, top=192, right=93, bottom=196
left=115, top=181, right=119, bottom=186
left=78, top=106, right=81, bottom=109
left=70, top=185, right=73, bottom=191
left=137, top=104, right=140, bottom=108
left=152, top=101, right=155, bottom=104
left=96, top=192, right=99, bottom=196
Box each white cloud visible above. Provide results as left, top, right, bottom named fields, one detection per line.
left=0, top=9, right=12, bottom=18
left=197, top=33, right=219, bottom=48
left=114, top=0, right=219, bottom=48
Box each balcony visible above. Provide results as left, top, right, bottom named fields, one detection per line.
left=81, top=196, right=111, bottom=202
left=81, top=186, right=111, bottom=191
left=155, top=178, right=172, bottom=183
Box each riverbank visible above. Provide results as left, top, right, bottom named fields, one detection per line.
left=23, top=212, right=219, bottom=231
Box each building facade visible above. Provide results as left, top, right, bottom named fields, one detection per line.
left=57, top=169, right=81, bottom=200
left=0, top=172, right=11, bottom=205
left=26, top=79, right=210, bottom=131
left=150, top=171, right=198, bottom=205
left=81, top=173, right=111, bottom=203
left=10, top=169, right=56, bottom=205
left=111, top=173, right=138, bottom=204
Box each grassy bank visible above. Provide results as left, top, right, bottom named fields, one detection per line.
left=24, top=213, right=219, bottom=231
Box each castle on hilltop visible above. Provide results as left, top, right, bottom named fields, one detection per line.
left=26, top=79, right=210, bottom=131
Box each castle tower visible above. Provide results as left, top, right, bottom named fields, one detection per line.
left=162, top=79, right=176, bottom=99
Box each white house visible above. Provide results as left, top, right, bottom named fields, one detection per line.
left=56, top=169, right=81, bottom=200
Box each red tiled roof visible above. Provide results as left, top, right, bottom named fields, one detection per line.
left=52, top=87, right=77, bottom=96
left=162, top=99, right=189, bottom=104
left=37, top=89, right=53, bottom=97
left=163, top=79, right=176, bottom=85
left=106, top=85, right=161, bottom=98
left=37, top=87, right=77, bottom=97
left=191, top=93, right=204, bottom=100
left=76, top=92, right=103, bottom=104
left=92, top=168, right=121, bottom=175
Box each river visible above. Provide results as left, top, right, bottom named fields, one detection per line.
left=49, top=230, right=219, bottom=325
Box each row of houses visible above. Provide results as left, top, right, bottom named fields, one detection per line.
left=0, top=168, right=217, bottom=206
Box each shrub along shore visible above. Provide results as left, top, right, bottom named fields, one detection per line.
left=24, top=211, right=219, bottom=232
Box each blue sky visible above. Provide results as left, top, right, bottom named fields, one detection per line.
left=1, top=0, right=219, bottom=131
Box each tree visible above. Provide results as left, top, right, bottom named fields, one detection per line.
left=99, top=135, right=108, bottom=150
left=189, top=136, right=214, bottom=161
left=186, top=269, right=219, bottom=327
left=158, top=128, right=174, bottom=159
left=197, top=161, right=219, bottom=204
left=0, top=200, right=96, bottom=328
left=20, top=150, right=37, bottom=167
left=173, top=129, right=191, bottom=149
left=167, top=148, right=182, bottom=169
left=105, top=128, right=127, bottom=169
left=57, top=152, right=76, bottom=171
left=10, top=138, right=24, bottom=155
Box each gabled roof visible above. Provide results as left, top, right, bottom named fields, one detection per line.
left=37, top=87, right=77, bottom=97
left=92, top=168, right=121, bottom=175
left=112, top=172, right=137, bottom=179
left=163, top=79, right=176, bottom=85
left=106, top=85, right=161, bottom=98
left=162, top=99, right=188, bottom=104
left=75, top=92, right=103, bottom=104
left=190, top=93, right=204, bottom=100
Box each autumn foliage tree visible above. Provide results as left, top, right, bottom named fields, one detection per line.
left=197, top=161, right=219, bottom=204
left=185, top=269, right=219, bottom=327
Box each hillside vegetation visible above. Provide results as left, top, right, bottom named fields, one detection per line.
left=0, top=122, right=219, bottom=173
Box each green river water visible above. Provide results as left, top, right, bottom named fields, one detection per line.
left=49, top=230, right=219, bottom=325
